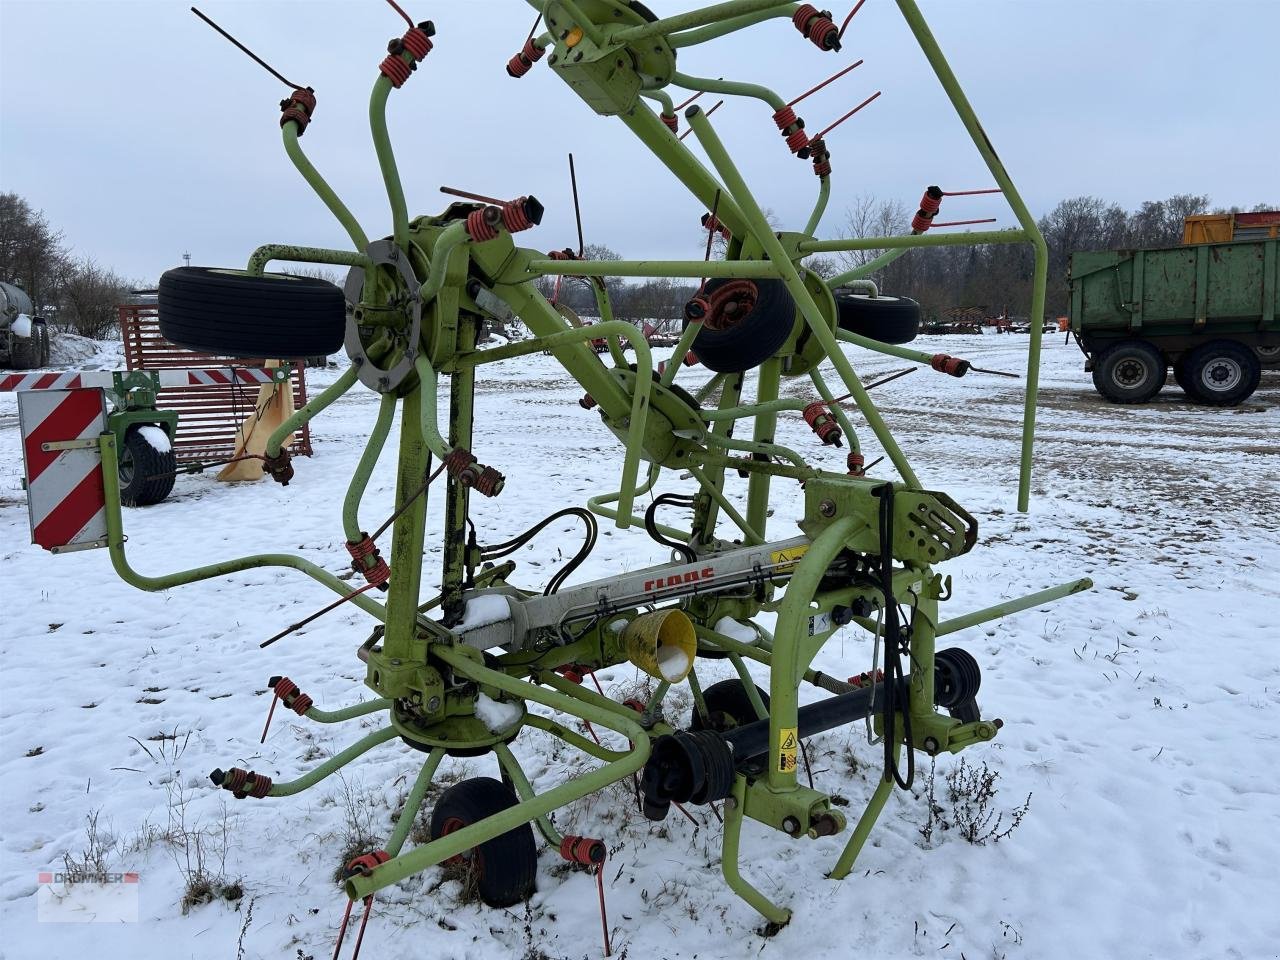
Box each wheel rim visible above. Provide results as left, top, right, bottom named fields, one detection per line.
left=1113, top=357, right=1151, bottom=389
left=1200, top=357, right=1243, bottom=392
left=1256, top=345, right=1280, bottom=359
left=118, top=446, right=135, bottom=485
left=439, top=816, right=480, bottom=871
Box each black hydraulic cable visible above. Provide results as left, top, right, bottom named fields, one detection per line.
left=644, top=493, right=698, bottom=563
left=875, top=482, right=914, bottom=790
left=478, top=507, right=597, bottom=595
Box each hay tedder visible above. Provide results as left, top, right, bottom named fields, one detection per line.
left=45, top=0, right=1093, bottom=952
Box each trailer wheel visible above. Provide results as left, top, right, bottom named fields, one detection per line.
left=690, top=679, right=770, bottom=732
left=1172, top=355, right=1196, bottom=398
left=158, top=267, right=345, bottom=359
left=1254, top=344, right=1280, bottom=364
left=36, top=320, right=52, bottom=367
left=429, top=777, right=537, bottom=908
left=1091, top=340, right=1165, bottom=403
left=834, top=293, right=922, bottom=345
left=689, top=278, right=796, bottom=373
left=119, top=427, right=177, bottom=507
left=7, top=331, right=42, bottom=370
left=1182, top=340, right=1261, bottom=406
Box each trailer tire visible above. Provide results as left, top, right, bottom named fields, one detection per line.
left=7, top=331, right=42, bottom=370
left=36, top=320, right=51, bottom=367
left=1091, top=340, right=1165, bottom=403
left=834, top=293, right=921, bottom=345
left=119, top=427, right=177, bottom=507
left=429, top=777, right=537, bottom=908
left=688, top=278, right=796, bottom=373
left=1182, top=340, right=1261, bottom=406
left=158, top=267, right=345, bottom=359
left=1254, top=344, right=1280, bottom=364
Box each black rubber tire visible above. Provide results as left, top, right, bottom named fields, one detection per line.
left=689, top=278, right=796, bottom=373
left=1172, top=354, right=1195, bottom=397
left=690, top=678, right=770, bottom=732
left=933, top=648, right=981, bottom=709
left=1091, top=340, right=1166, bottom=403
left=158, top=267, right=345, bottom=359
left=1181, top=340, right=1261, bottom=406
left=1254, top=344, right=1280, bottom=365
left=119, top=427, right=177, bottom=507
left=834, top=292, right=921, bottom=345
left=429, top=777, right=537, bottom=908
left=7, top=331, right=41, bottom=369
left=36, top=321, right=52, bottom=367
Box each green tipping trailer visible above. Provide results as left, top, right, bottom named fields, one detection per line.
left=1069, top=235, right=1279, bottom=405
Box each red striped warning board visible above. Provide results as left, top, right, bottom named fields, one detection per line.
left=17, top=387, right=110, bottom=553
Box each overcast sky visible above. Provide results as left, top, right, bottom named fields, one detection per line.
left=2, top=0, right=1276, bottom=283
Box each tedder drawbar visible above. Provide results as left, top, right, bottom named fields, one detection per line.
left=43, top=0, right=1093, bottom=953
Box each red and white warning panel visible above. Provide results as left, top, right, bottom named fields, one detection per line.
left=0, top=367, right=280, bottom=393
left=17, top=387, right=110, bottom=553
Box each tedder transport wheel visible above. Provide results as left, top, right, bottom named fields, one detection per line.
left=834, top=292, right=922, bottom=345
left=119, top=426, right=177, bottom=507
left=1182, top=340, right=1262, bottom=406
left=158, top=267, right=345, bottom=359
left=1091, top=340, right=1166, bottom=403
left=429, top=777, right=537, bottom=907
left=690, top=678, right=770, bottom=732
left=689, top=278, right=796, bottom=374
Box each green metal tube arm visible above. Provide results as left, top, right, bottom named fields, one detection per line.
left=99, top=433, right=387, bottom=623
left=266, top=726, right=399, bottom=797
left=892, top=0, right=1048, bottom=511
left=305, top=698, right=394, bottom=724
left=671, top=69, right=785, bottom=111
left=245, top=245, right=370, bottom=278
left=525, top=257, right=780, bottom=279
left=369, top=74, right=411, bottom=251
left=801, top=229, right=1028, bottom=254
left=266, top=366, right=359, bottom=458
left=418, top=220, right=471, bottom=303
left=615, top=0, right=795, bottom=42
left=343, top=393, right=398, bottom=542
left=411, top=355, right=454, bottom=460
left=936, top=578, right=1094, bottom=637
left=669, top=3, right=796, bottom=46
left=282, top=121, right=370, bottom=253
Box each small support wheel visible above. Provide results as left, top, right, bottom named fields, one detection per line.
left=1091, top=339, right=1165, bottom=403
left=119, top=426, right=177, bottom=507
left=690, top=678, right=770, bottom=732
left=429, top=777, right=537, bottom=907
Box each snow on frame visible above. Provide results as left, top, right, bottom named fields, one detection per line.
left=2, top=334, right=1278, bottom=960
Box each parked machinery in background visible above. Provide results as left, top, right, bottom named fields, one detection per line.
left=1071, top=211, right=1280, bottom=405
left=1, top=280, right=50, bottom=370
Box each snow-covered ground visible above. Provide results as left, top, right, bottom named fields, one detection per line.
left=2, top=334, right=1278, bottom=960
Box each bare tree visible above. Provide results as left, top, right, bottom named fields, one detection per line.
left=837, top=194, right=908, bottom=274
left=0, top=193, right=67, bottom=311
left=59, top=259, right=131, bottom=338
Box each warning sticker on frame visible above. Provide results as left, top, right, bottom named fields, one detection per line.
left=778, top=727, right=798, bottom=773
left=770, top=545, right=808, bottom=571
